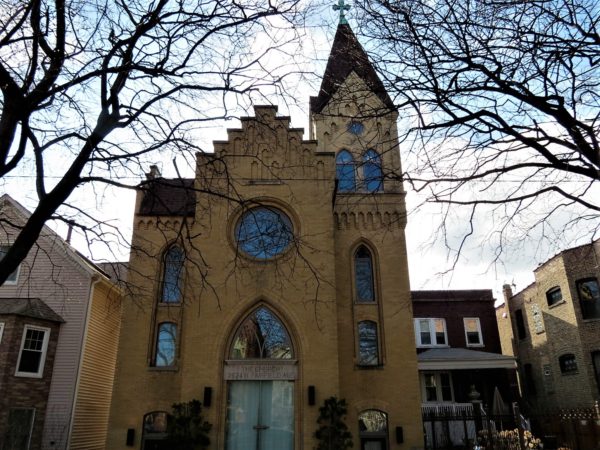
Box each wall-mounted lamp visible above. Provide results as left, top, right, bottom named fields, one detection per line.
left=203, top=386, right=213, bottom=408
left=308, top=385, right=316, bottom=406
left=395, top=426, right=403, bottom=444
left=126, top=428, right=135, bottom=446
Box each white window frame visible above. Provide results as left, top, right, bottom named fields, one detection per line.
left=463, top=317, right=484, bottom=347
left=15, top=325, right=50, bottom=378
left=414, top=318, right=448, bottom=348
left=420, top=372, right=455, bottom=403
left=0, top=244, right=20, bottom=285
left=0, top=322, right=4, bottom=344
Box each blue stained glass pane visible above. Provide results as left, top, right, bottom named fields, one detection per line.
left=355, top=248, right=374, bottom=303
left=230, top=307, right=293, bottom=359
left=363, top=150, right=383, bottom=192
left=336, top=151, right=356, bottom=192
left=162, top=246, right=184, bottom=303
left=358, top=321, right=379, bottom=366
left=236, top=208, right=293, bottom=260
left=156, top=323, right=176, bottom=367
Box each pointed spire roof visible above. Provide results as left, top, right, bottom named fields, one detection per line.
left=310, top=23, right=395, bottom=114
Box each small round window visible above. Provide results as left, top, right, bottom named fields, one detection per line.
left=235, top=207, right=294, bottom=259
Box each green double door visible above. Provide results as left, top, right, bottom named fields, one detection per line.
left=225, top=381, right=294, bottom=450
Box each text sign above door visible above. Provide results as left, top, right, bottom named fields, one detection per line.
left=224, top=362, right=298, bottom=380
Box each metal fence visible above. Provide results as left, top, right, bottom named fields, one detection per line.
left=422, top=402, right=600, bottom=450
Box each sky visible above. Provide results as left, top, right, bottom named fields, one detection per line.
left=3, top=1, right=594, bottom=304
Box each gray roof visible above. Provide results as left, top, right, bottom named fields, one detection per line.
left=418, top=348, right=516, bottom=370
left=0, top=298, right=64, bottom=323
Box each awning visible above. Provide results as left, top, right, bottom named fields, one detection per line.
left=418, top=348, right=516, bottom=370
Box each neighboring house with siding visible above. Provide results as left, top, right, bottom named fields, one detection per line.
left=496, top=240, right=600, bottom=411
left=0, top=194, right=122, bottom=450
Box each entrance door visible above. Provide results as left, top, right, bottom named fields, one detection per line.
left=226, top=380, right=294, bottom=450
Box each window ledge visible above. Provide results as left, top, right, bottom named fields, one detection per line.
left=581, top=317, right=600, bottom=322
left=356, top=364, right=384, bottom=370
left=560, top=371, right=578, bottom=376
left=147, top=366, right=179, bottom=372
left=466, top=344, right=485, bottom=348
left=548, top=300, right=566, bottom=309
left=417, top=345, right=449, bottom=349
left=14, top=372, right=43, bottom=379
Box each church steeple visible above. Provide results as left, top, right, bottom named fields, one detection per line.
left=309, top=23, right=395, bottom=114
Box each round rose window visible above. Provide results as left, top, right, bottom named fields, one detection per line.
left=235, top=207, right=294, bottom=259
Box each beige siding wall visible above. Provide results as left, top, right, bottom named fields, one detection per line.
left=0, top=214, right=93, bottom=449
left=70, top=280, right=122, bottom=449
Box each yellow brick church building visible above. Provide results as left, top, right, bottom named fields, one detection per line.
left=107, top=21, right=423, bottom=450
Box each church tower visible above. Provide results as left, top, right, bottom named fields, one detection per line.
left=106, top=12, right=423, bottom=450
left=310, top=19, right=423, bottom=449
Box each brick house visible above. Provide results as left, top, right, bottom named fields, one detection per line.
left=496, top=240, right=600, bottom=410
left=412, top=290, right=518, bottom=408
left=0, top=195, right=122, bottom=450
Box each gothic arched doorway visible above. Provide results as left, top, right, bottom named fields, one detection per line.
left=224, top=306, right=296, bottom=450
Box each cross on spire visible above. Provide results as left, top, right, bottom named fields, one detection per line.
left=333, top=0, right=350, bottom=25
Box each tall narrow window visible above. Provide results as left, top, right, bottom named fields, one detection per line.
left=358, top=321, right=379, bottom=366
left=355, top=246, right=375, bottom=303
left=155, top=322, right=177, bottom=367
left=362, top=150, right=383, bottom=192
left=515, top=309, right=527, bottom=340
left=0, top=245, right=20, bottom=284
left=336, top=150, right=356, bottom=192
left=576, top=278, right=600, bottom=319
left=15, top=325, right=50, bottom=378
left=463, top=317, right=483, bottom=346
left=161, top=246, right=184, bottom=303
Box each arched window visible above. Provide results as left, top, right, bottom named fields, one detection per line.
left=142, top=411, right=169, bottom=449
left=155, top=322, right=177, bottom=367
left=362, top=150, right=383, bottom=192
left=161, top=245, right=185, bottom=303
left=355, top=246, right=375, bottom=303
left=358, top=321, right=379, bottom=366
left=230, top=306, right=293, bottom=359
left=336, top=150, right=356, bottom=192
left=358, top=410, right=388, bottom=449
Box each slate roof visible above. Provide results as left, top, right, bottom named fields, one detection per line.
left=310, top=23, right=395, bottom=114
left=138, top=178, right=195, bottom=217
left=0, top=298, right=64, bottom=323
left=412, top=290, right=494, bottom=302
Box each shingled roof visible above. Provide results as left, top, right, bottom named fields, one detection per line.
left=0, top=298, right=64, bottom=323
left=138, top=178, right=195, bottom=217
left=310, top=23, right=395, bottom=113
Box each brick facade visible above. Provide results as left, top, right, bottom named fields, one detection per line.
left=496, top=240, right=600, bottom=410
left=0, top=315, right=61, bottom=450
left=107, top=23, right=423, bottom=450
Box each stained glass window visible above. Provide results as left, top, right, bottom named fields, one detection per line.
left=362, top=150, right=383, bottom=192
left=235, top=208, right=293, bottom=260
left=162, top=246, right=184, bottom=303
left=155, top=322, right=177, bottom=367
left=336, top=150, right=356, bottom=192
left=230, top=307, right=293, bottom=359
left=358, top=321, right=379, bottom=366
left=355, top=246, right=375, bottom=303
